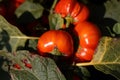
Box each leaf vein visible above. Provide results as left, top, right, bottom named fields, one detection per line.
left=98, top=38, right=111, bottom=62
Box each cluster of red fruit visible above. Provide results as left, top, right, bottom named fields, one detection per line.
left=0, top=0, right=101, bottom=62
left=37, top=0, right=101, bottom=62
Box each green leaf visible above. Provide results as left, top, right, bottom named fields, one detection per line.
left=104, top=0, right=120, bottom=22
left=92, top=37, right=120, bottom=80
left=15, top=0, right=44, bottom=19
left=0, top=15, right=26, bottom=52
left=77, top=37, right=120, bottom=80
left=0, top=50, right=66, bottom=80
left=77, top=67, right=91, bottom=80
left=91, top=37, right=120, bottom=80
left=0, top=15, right=38, bottom=52
left=48, top=13, right=64, bottom=30
left=113, top=23, right=120, bottom=34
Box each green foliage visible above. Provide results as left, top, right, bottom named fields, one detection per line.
left=48, top=13, right=64, bottom=30
left=113, top=23, right=120, bottom=34
left=0, top=15, right=38, bottom=52
left=0, top=13, right=119, bottom=80
left=77, top=37, right=120, bottom=80
left=15, top=0, right=44, bottom=19
left=0, top=0, right=120, bottom=80
left=0, top=50, right=66, bottom=80
left=0, top=15, right=27, bottom=52
left=92, top=37, right=120, bottom=80
left=104, top=0, right=120, bottom=22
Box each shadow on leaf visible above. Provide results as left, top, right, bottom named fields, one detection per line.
left=0, top=58, right=11, bottom=80
left=0, top=29, right=12, bottom=52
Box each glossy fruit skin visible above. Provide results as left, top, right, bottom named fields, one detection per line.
left=74, top=21, right=101, bottom=61
left=74, top=21, right=101, bottom=49
left=54, top=0, right=89, bottom=24
left=75, top=48, right=95, bottom=61
left=54, top=0, right=77, bottom=17
left=71, top=3, right=89, bottom=25
left=37, top=30, right=74, bottom=57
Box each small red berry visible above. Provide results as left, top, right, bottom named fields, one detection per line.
left=13, top=64, right=21, bottom=69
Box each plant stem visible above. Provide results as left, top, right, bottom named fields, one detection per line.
left=76, top=62, right=120, bottom=66
left=10, top=36, right=39, bottom=39
left=50, top=0, right=58, bottom=14
left=106, top=26, right=115, bottom=37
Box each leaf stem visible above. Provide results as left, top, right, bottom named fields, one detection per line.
left=10, top=36, right=39, bottom=40
left=50, top=0, right=58, bottom=14
left=76, top=62, right=120, bottom=66
left=106, top=26, right=115, bottom=37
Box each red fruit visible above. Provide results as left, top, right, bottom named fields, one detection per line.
left=74, top=21, right=101, bottom=61
left=54, top=0, right=77, bottom=17
left=74, top=21, right=101, bottom=50
left=13, top=64, right=21, bottom=69
left=0, top=5, right=6, bottom=17
left=71, top=3, right=89, bottom=25
left=54, top=0, right=89, bottom=25
left=7, top=0, right=25, bottom=16
left=37, top=30, right=74, bottom=57
left=75, top=48, right=94, bottom=62
left=15, top=0, right=25, bottom=8
left=25, top=63, right=32, bottom=69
